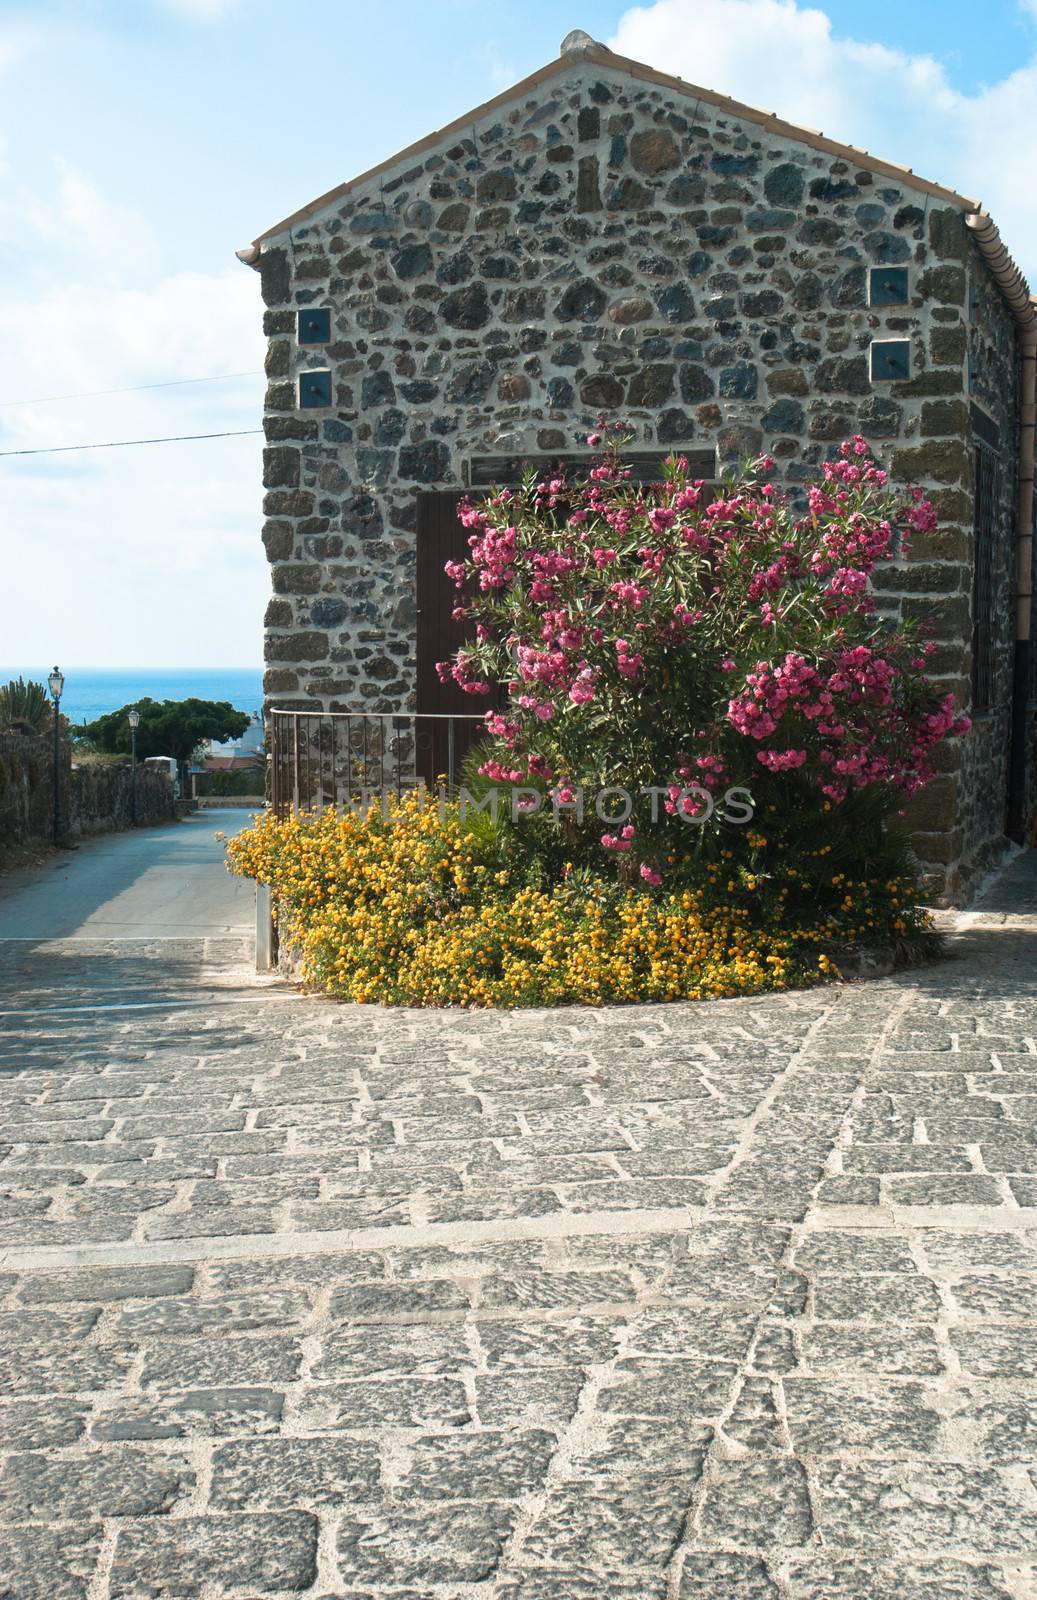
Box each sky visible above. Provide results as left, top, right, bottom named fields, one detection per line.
left=2, top=0, right=1036, bottom=670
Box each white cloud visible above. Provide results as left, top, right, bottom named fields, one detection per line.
left=609, top=0, right=1037, bottom=282
left=157, top=0, right=241, bottom=18
left=0, top=159, right=267, bottom=668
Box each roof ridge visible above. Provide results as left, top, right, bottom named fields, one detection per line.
left=240, top=37, right=1034, bottom=331
left=243, top=40, right=981, bottom=251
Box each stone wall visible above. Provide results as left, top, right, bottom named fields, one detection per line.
left=0, top=735, right=176, bottom=850
left=0, top=733, right=58, bottom=846
left=71, top=761, right=177, bottom=836
left=254, top=50, right=1025, bottom=901
left=952, top=241, right=1024, bottom=893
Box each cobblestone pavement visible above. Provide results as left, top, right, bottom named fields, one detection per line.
left=1, top=852, right=1036, bottom=1599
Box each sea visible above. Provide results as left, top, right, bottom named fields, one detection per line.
left=1, top=668, right=264, bottom=727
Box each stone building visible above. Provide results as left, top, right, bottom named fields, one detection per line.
left=238, top=30, right=1036, bottom=904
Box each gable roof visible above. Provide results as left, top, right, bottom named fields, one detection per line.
left=240, top=34, right=1034, bottom=331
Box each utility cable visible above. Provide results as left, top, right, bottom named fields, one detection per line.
left=0, top=371, right=264, bottom=408
left=0, top=429, right=264, bottom=458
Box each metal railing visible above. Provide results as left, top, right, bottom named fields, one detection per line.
left=268, top=709, right=488, bottom=818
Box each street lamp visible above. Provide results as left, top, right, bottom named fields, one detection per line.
left=47, top=666, right=64, bottom=844
left=128, top=708, right=140, bottom=825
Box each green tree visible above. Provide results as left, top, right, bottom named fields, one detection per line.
left=83, top=698, right=251, bottom=766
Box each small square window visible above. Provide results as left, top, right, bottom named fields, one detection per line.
left=870, top=340, right=911, bottom=382
left=869, top=267, right=908, bottom=306
left=299, top=370, right=332, bottom=408
left=298, top=308, right=331, bottom=344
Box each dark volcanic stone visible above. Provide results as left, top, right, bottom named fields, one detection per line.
left=763, top=397, right=806, bottom=433
left=477, top=171, right=517, bottom=202
left=504, top=288, right=546, bottom=322
left=446, top=361, right=495, bottom=403
left=555, top=277, right=607, bottom=322
left=746, top=208, right=797, bottom=232
left=264, top=632, right=329, bottom=663
left=577, top=157, right=602, bottom=212
left=719, top=423, right=764, bottom=459
left=929, top=206, right=967, bottom=260
left=657, top=285, right=696, bottom=322
left=436, top=251, right=474, bottom=286
left=719, top=362, right=759, bottom=399
left=310, top=598, right=349, bottom=629
left=607, top=177, right=651, bottom=211
left=712, top=152, right=758, bottom=175
left=799, top=218, right=843, bottom=246
left=858, top=394, right=903, bottom=436
left=832, top=265, right=867, bottom=308
left=815, top=356, right=871, bottom=395
left=399, top=380, right=438, bottom=403
left=793, top=273, right=824, bottom=311
left=657, top=407, right=694, bottom=444
left=679, top=364, right=715, bottom=402
left=262, top=448, right=299, bottom=489
left=405, top=305, right=437, bottom=334
left=259, top=248, right=290, bottom=307
left=628, top=364, right=675, bottom=407
left=483, top=254, right=520, bottom=280
left=436, top=203, right=469, bottom=232
left=742, top=290, right=783, bottom=317
left=391, top=244, right=433, bottom=280
left=864, top=228, right=912, bottom=262
left=361, top=371, right=395, bottom=408
left=441, top=284, right=490, bottom=329
left=667, top=174, right=706, bottom=206
left=580, top=373, right=625, bottom=407
left=399, top=441, right=450, bottom=482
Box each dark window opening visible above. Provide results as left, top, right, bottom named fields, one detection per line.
left=972, top=442, right=999, bottom=714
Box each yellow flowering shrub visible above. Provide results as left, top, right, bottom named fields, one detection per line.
left=227, top=794, right=936, bottom=1008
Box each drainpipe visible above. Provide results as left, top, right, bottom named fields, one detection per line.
left=965, top=215, right=1037, bottom=844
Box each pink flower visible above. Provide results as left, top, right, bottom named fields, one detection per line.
left=569, top=666, right=598, bottom=705
left=756, top=748, right=808, bottom=772
left=586, top=432, right=602, bottom=446
left=639, top=864, right=662, bottom=886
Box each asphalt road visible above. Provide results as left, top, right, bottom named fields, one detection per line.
left=0, top=810, right=257, bottom=941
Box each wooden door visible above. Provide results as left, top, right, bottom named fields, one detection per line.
left=415, top=491, right=489, bottom=786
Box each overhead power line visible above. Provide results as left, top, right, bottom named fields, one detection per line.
left=0, top=369, right=264, bottom=408
left=0, top=429, right=264, bottom=459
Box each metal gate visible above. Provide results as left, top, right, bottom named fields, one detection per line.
left=268, top=709, right=487, bottom=818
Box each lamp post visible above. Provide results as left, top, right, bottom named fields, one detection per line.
left=47, top=666, right=64, bottom=844
left=128, top=708, right=140, bottom=825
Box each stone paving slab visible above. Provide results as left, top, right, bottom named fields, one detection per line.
left=1, top=858, right=1036, bottom=1596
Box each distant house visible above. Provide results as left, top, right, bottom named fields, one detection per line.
left=238, top=30, right=1036, bottom=903
left=207, top=713, right=264, bottom=757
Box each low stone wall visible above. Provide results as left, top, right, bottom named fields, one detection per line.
left=71, top=761, right=176, bottom=835
left=0, top=732, right=57, bottom=845
left=0, top=733, right=176, bottom=848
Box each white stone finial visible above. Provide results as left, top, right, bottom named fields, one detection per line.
left=560, top=29, right=600, bottom=55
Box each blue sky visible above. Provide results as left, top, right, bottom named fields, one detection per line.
left=2, top=0, right=1036, bottom=668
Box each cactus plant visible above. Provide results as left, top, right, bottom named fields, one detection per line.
left=0, top=677, right=51, bottom=734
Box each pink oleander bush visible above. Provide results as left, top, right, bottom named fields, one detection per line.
left=228, top=431, right=963, bottom=1009
left=439, top=426, right=969, bottom=902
